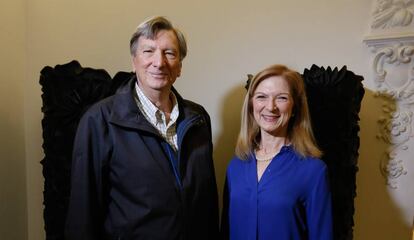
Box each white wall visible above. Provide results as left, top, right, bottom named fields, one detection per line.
left=0, top=0, right=28, bottom=240
left=18, top=0, right=414, bottom=239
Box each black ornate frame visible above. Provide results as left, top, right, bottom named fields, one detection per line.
left=303, top=65, right=364, bottom=240
left=40, top=61, right=132, bottom=240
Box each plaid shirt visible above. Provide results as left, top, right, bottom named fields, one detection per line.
left=134, top=82, right=179, bottom=151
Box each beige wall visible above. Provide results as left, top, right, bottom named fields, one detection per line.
left=4, top=0, right=410, bottom=239
left=0, top=0, right=28, bottom=240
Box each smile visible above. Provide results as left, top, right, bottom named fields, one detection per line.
left=262, top=115, right=280, bottom=122
left=150, top=72, right=167, bottom=76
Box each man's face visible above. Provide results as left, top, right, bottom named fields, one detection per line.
left=132, top=30, right=182, bottom=95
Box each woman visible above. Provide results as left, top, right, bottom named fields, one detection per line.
left=221, top=64, right=333, bottom=240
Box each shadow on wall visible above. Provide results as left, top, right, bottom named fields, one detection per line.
left=213, top=84, right=246, bottom=210
left=355, top=88, right=411, bottom=240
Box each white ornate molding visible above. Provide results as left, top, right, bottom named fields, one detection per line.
left=371, top=0, right=414, bottom=29
left=376, top=101, right=411, bottom=188
left=365, top=0, right=414, bottom=188
left=365, top=33, right=414, bottom=47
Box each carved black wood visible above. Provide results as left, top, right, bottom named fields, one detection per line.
left=39, top=60, right=132, bottom=240
left=303, top=64, right=364, bottom=240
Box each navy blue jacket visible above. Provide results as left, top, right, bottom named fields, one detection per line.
left=65, top=77, right=219, bottom=240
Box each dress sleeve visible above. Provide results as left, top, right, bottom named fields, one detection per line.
left=306, top=163, right=333, bottom=240
left=65, top=111, right=110, bottom=240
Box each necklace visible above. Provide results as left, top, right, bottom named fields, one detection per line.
left=256, top=156, right=274, bottom=162
left=255, top=143, right=279, bottom=163
left=255, top=150, right=277, bottom=162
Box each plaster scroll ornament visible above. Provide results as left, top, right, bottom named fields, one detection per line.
left=377, top=106, right=411, bottom=188
left=371, top=42, right=414, bottom=188
left=365, top=0, right=414, bottom=186
left=371, top=0, right=414, bottom=29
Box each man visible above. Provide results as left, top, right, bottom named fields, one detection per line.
left=65, top=16, right=219, bottom=240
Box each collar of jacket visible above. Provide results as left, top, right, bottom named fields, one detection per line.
left=108, top=76, right=203, bottom=133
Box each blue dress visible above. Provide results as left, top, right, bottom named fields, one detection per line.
left=221, top=146, right=333, bottom=240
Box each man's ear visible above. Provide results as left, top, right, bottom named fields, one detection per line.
left=131, top=57, right=136, bottom=72
left=177, top=61, right=182, bottom=77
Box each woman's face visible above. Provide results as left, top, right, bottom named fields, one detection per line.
left=252, top=76, right=294, bottom=137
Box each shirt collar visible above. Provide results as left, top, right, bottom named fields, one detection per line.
left=135, top=81, right=179, bottom=126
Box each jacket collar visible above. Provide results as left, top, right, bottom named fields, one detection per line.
left=109, top=76, right=155, bottom=132
left=109, top=76, right=202, bottom=131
